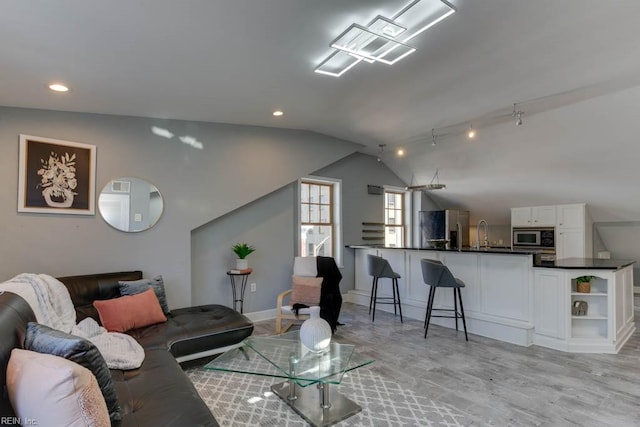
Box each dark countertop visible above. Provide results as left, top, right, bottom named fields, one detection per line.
left=346, top=245, right=539, bottom=256
left=347, top=245, right=635, bottom=270
left=533, top=258, right=635, bottom=270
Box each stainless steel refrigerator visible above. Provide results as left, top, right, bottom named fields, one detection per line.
left=419, top=210, right=470, bottom=249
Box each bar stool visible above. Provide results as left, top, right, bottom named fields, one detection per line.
left=367, top=254, right=403, bottom=323
left=420, top=259, right=468, bottom=341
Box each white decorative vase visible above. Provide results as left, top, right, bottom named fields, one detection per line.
left=300, top=306, right=332, bottom=353
left=43, top=187, right=74, bottom=208
left=235, top=259, right=248, bottom=270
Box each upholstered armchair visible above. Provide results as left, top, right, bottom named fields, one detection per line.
left=275, top=256, right=342, bottom=334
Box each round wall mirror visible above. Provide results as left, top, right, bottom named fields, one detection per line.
left=98, top=177, right=164, bottom=232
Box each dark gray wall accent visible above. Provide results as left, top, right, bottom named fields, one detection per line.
left=191, top=184, right=296, bottom=312
left=0, top=106, right=360, bottom=309
left=190, top=153, right=407, bottom=312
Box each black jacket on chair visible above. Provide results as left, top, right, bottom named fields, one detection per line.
left=317, top=256, right=342, bottom=333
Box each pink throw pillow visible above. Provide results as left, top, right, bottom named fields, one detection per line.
left=93, top=288, right=167, bottom=332
left=7, top=349, right=110, bottom=427
left=290, top=275, right=323, bottom=306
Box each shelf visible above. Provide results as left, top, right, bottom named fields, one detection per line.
left=571, top=320, right=608, bottom=339
left=571, top=292, right=607, bottom=296
left=572, top=315, right=607, bottom=320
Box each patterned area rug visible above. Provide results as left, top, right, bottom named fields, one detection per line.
left=186, top=367, right=467, bottom=426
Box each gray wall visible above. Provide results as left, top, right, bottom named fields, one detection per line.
left=0, top=106, right=360, bottom=309
left=190, top=152, right=408, bottom=312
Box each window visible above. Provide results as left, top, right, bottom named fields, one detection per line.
left=299, top=177, right=341, bottom=262
left=384, top=190, right=405, bottom=247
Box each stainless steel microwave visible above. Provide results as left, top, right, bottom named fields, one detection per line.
left=513, top=228, right=555, bottom=248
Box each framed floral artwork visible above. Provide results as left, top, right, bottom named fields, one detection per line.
left=18, top=135, right=96, bottom=215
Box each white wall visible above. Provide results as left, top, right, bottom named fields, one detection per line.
left=0, top=106, right=360, bottom=309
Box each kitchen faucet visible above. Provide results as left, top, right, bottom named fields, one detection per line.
left=476, top=219, right=489, bottom=249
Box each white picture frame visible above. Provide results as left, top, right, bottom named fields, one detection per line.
left=18, top=134, right=96, bottom=215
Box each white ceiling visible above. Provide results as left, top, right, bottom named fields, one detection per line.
left=2, top=0, right=640, bottom=224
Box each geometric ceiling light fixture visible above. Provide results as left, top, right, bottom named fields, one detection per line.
left=314, top=0, right=456, bottom=77
left=330, top=24, right=416, bottom=65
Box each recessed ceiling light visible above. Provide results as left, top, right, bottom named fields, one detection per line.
left=397, top=148, right=405, bottom=157
left=272, top=110, right=284, bottom=117
left=48, top=83, right=69, bottom=92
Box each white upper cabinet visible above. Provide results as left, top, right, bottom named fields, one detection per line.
left=556, top=204, right=585, bottom=229
left=511, top=205, right=556, bottom=227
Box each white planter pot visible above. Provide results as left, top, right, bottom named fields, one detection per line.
left=235, top=259, right=249, bottom=270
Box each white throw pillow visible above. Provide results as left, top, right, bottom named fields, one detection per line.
left=7, top=349, right=110, bottom=427
left=294, top=256, right=317, bottom=277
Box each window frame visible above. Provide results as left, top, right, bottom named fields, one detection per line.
left=383, top=186, right=410, bottom=247
left=298, top=176, right=342, bottom=265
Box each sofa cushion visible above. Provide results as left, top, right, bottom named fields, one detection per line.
left=94, top=289, right=167, bottom=333
left=58, top=271, right=143, bottom=323
left=7, top=349, right=110, bottom=427
left=24, top=322, right=121, bottom=422
left=126, top=304, right=253, bottom=358
left=119, top=275, right=170, bottom=315
left=111, top=348, right=218, bottom=426
left=0, top=292, right=36, bottom=419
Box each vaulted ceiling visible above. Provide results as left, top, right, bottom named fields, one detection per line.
left=2, top=0, right=640, bottom=224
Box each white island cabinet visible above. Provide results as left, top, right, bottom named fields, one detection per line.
left=352, top=248, right=535, bottom=346
left=533, top=265, right=635, bottom=353
left=350, top=247, right=635, bottom=353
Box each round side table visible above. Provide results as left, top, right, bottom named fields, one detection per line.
left=226, top=270, right=252, bottom=313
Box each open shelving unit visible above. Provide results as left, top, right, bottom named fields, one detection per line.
left=361, top=222, right=385, bottom=243
left=570, top=275, right=608, bottom=339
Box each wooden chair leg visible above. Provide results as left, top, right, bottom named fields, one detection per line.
left=276, top=312, right=282, bottom=334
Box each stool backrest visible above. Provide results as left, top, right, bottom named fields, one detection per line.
left=421, top=259, right=458, bottom=288
left=367, top=254, right=396, bottom=278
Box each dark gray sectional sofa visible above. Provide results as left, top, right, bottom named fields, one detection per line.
left=0, top=271, right=254, bottom=426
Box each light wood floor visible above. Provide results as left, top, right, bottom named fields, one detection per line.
left=253, top=297, right=640, bottom=426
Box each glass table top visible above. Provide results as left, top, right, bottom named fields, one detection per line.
left=204, top=330, right=374, bottom=387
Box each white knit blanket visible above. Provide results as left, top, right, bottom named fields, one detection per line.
left=0, top=273, right=144, bottom=369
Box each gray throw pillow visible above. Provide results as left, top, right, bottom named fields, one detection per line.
left=119, top=275, right=170, bottom=315
left=24, top=322, right=121, bottom=422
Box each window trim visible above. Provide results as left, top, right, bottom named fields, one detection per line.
left=383, top=186, right=410, bottom=247
left=298, top=176, right=342, bottom=266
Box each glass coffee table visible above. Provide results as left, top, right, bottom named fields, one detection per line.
left=204, top=330, right=374, bottom=426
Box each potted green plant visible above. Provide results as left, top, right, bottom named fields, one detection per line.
left=576, top=275, right=593, bottom=293
left=232, top=243, right=255, bottom=270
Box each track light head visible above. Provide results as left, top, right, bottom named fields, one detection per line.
left=516, top=111, right=523, bottom=126
left=467, top=124, right=476, bottom=139
left=376, top=143, right=386, bottom=162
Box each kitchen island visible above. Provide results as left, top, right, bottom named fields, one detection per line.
left=348, top=246, right=635, bottom=353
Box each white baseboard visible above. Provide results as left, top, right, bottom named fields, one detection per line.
left=244, top=292, right=352, bottom=322
left=244, top=308, right=276, bottom=322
